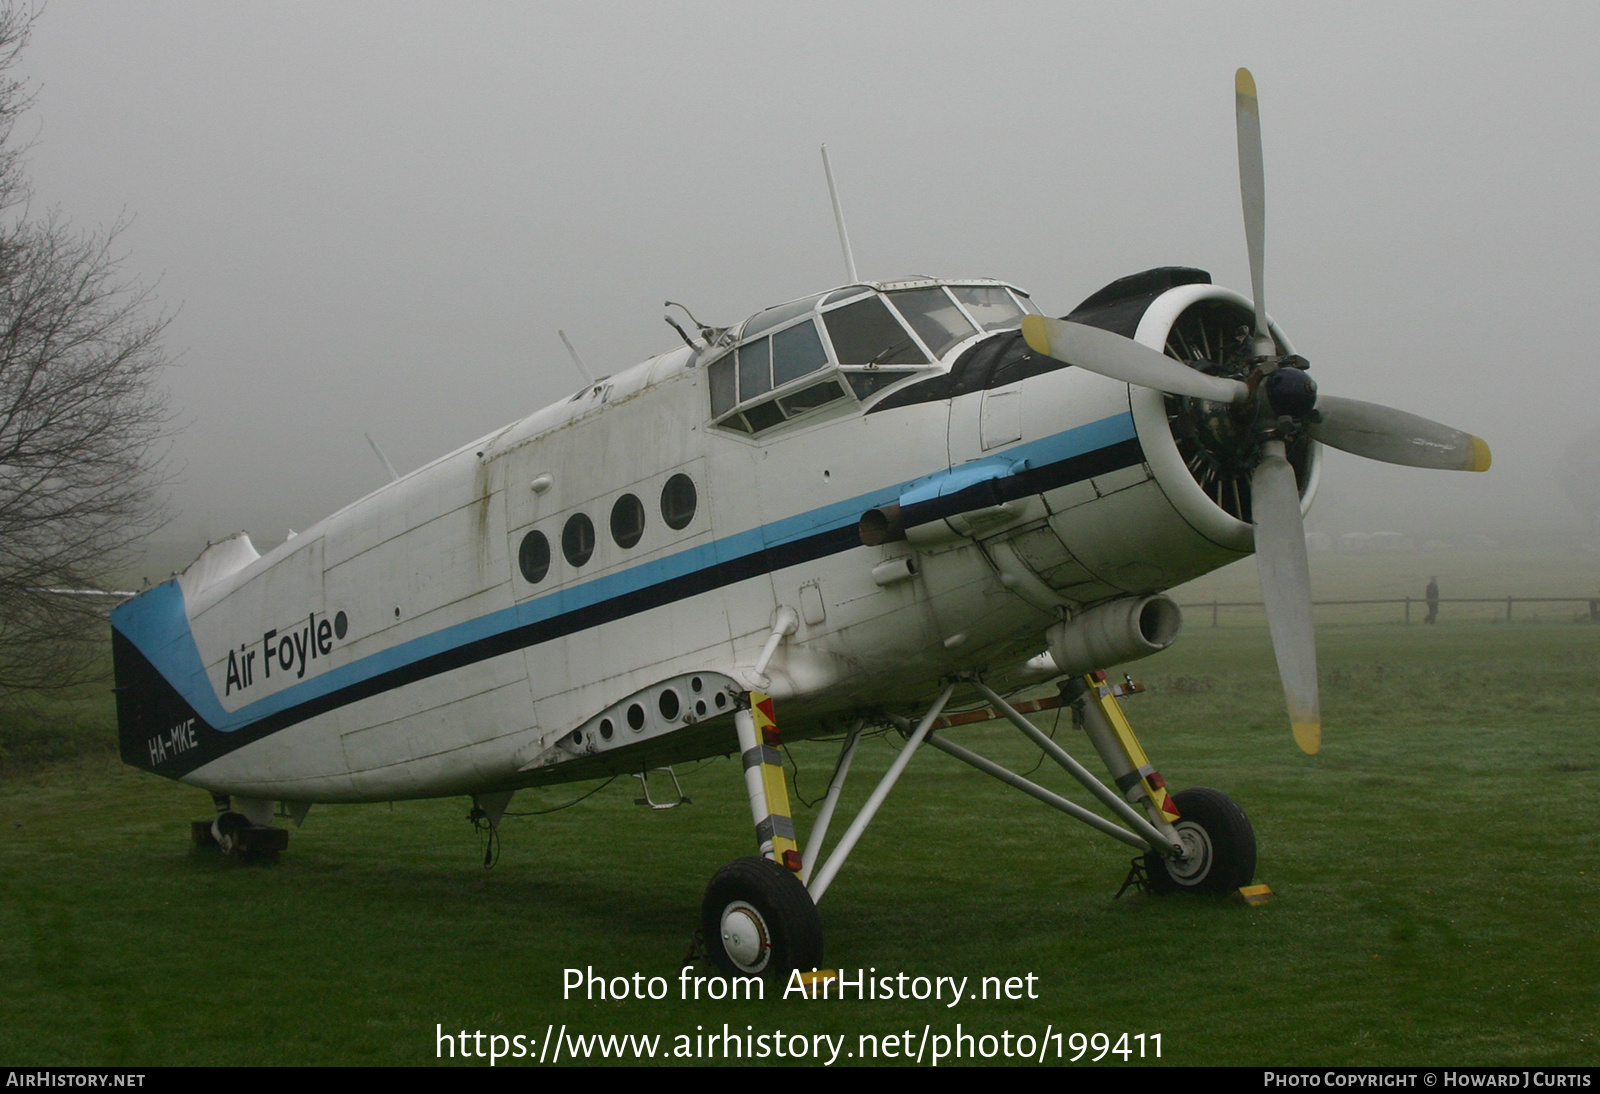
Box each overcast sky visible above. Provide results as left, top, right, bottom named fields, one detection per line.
left=16, top=2, right=1599, bottom=563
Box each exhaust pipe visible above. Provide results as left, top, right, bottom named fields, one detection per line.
left=1045, top=595, right=1182, bottom=678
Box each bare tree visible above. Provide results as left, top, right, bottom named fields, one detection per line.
left=0, top=5, right=171, bottom=693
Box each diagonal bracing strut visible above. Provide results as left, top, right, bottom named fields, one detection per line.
left=965, top=679, right=1183, bottom=855
left=921, top=731, right=1151, bottom=850
left=799, top=718, right=864, bottom=885
left=805, top=682, right=955, bottom=902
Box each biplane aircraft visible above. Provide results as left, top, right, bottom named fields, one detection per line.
left=112, top=71, right=1489, bottom=981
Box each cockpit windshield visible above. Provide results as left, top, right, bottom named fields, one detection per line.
left=886, top=288, right=978, bottom=358
left=951, top=285, right=1028, bottom=331
left=823, top=296, right=929, bottom=366
left=708, top=280, right=1035, bottom=436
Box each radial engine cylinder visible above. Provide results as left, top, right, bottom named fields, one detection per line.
left=1045, top=595, right=1183, bottom=678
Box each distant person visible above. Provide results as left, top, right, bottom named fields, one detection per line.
left=1425, top=576, right=1440, bottom=624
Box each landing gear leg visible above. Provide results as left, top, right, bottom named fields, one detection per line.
left=730, top=691, right=801, bottom=870
left=1065, top=673, right=1185, bottom=835
left=701, top=690, right=820, bottom=981
left=1066, top=673, right=1256, bottom=894
left=902, top=673, right=1253, bottom=895
left=194, top=793, right=289, bottom=862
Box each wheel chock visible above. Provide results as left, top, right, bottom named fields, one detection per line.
left=1234, top=884, right=1274, bottom=906
left=197, top=817, right=289, bottom=861
left=235, top=825, right=289, bottom=859
left=795, top=970, right=838, bottom=998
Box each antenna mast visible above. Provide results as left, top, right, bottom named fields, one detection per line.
left=820, top=144, right=860, bottom=283
left=364, top=433, right=400, bottom=483
left=558, top=330, right=596, bottom=384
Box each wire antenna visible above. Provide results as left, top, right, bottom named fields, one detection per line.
left=821, top=144, right=860, bottom=283
left=558, top=330, right=596, bottom=384
left=364, top=433, right=400, bottom=483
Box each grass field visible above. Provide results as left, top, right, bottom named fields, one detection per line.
left=1, top=552, right=1597, bottom=1067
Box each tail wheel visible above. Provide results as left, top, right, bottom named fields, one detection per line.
left=1145, top=787, right=1256, bottom=894
left=700, top=856, right=822, bottom=982
left=210, top=811, right=253, bottom=855
left=205, top=811, right=288, bottom=862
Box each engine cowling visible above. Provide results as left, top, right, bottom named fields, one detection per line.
left=1129, top=282, right=1320, bottom=554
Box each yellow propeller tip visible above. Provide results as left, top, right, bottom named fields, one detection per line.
left=1021, top=314, right=1051, bottom=356
left=1293, top=721, right=1321, bottom=755
left=1236, top=68, right=1257, bottom=98
left=1469, top=435, right=1492, bottom=472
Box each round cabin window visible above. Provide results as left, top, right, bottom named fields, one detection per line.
left=518, top=529, right=550, bottom=583
left=660, top=473, right=697, bottom=531
left=562, top=513, right=595, bottom=567
left=610, top=493, right=645, bottom=549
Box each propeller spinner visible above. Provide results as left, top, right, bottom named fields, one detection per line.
left=1023, top=69, right=1492, bottom=755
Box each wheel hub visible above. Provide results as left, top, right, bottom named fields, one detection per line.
left=1166, top=821, right=1215, bottom=884
left=720, top=901, right=771, bottom=972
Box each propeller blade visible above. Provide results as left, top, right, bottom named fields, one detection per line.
left=1309, top=396, right=1491, bottom=471
left=1251, top=438, right=1321, bottom=755
left=1022, top=315, right=1249, bottom=404
left=1236, top=68, right=1269, bottom=346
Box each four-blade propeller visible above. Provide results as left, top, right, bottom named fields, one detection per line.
left=1024, top=68, right=1491, bottom=755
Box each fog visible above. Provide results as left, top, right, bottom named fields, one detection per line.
left=18, top=3, right=1598, bottom=576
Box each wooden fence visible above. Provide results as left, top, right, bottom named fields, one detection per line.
left=1177, top=596, right=1600, bottom=626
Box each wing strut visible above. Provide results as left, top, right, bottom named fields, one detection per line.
left=806, top=683, right=954, bottom=902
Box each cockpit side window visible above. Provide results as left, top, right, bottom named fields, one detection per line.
left=737, top=337, right=773, bottom=401
left=709, top=352, right=737, bottom=416
left=779, top=378, right=844, bottom=416
left=708, top=317, right=850, bottom=434
left=772, top=320, right=828, bottom=387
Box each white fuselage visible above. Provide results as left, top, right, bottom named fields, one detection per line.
left=112, top=278, right=1308, bottom=805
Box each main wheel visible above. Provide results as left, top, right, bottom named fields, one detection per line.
left=1145, top=787, right=1256, bottom=894
left=700, top=856, right=823, bottom=982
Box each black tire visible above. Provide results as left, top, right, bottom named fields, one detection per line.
left=1144, top=787, right=1256, bottom=895
left=700, top=857, right=823, bottom=982
left=210, top=811, right=252, bottom=855
left=209, top=812, right=286, bottom=862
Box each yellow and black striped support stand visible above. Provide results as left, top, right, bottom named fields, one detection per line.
left=1081, top=673, right=1180, bottom=825
left=736, top=691, right=803, bottom=872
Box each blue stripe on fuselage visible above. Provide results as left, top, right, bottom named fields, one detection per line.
left=113, top=412, right=1139, bottom=733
